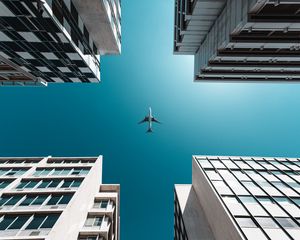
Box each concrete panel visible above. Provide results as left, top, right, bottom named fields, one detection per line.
left=192, top=157, right=245, bottom=240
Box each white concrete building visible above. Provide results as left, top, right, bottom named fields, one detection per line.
left=0, top=156, right=120, bottom=240
left=174, top=0, right=300, bottom=82
left=175, top=156, right=300, bottom=240
left=0, top=0, right=121, bottom=86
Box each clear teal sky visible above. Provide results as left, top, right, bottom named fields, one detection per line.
left=1, top=1, right=300, bottom=239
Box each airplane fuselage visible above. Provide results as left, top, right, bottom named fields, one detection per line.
left=148, top=107, right=153, bottom=131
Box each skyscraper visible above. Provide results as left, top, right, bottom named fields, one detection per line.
left=174, top=0, right=300, bottom=82
left=0, top=0, right=121, bottom=86
left=175, top=155, right=300, bottom=240
left=0, top=156, right=120, bottom=240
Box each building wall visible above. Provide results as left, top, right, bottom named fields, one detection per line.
left=0, top=156, right=120, bottom=240
left=192, top=158, right=244, bottom=240
left=47, top=156, right=102, bottom=240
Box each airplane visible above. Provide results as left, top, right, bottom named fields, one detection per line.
left=139, top=107, right=161, bottom=133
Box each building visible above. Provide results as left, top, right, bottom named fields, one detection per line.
left=0, top=156, right=120, bottom=240
left=174, top=155, right=300, bottom=240
left=0, top=0, right=121, bottom=86
left=174, top=0, right=300, bottom=82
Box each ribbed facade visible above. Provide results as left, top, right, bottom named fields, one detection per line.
left=174, top=0, right=300, bottom=82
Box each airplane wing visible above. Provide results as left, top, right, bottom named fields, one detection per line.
left=152, top=117, right=161, bottom=124
left=139, top=117, right=149, bottom=124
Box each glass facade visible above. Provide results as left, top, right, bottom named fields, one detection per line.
left=197, top=156, right=300, bottom=240
left=174, top=191, right=188, bottom=240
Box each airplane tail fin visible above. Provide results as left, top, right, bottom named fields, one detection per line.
left=147, top=128, right=153, bottom=133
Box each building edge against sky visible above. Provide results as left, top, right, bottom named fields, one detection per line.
left=0, top=156, right=120, bottom=240
left=0, top=0, right=121, bottom=86
left=175, top=155, right=300, bottom=240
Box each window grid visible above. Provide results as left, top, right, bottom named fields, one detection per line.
left=0, top=193, right=74, bottom=209
left=0, top=159, right=41, bottom=164
left=0, top=168, right=29, bottom=177
left=15, top=179, right=83, bottom=190
left=33, top=167, right=90, bottom=177
left=47, top=159, right=96, bottom=164
left=197, top=156, right=300, bottom=240
left=0, top=213, right=60, bottom=232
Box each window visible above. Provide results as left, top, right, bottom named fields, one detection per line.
left=223, top=196, right=248, bottom=216
left=255, top=217, right=279, bottom=228
left=287, top=172, right=300, bottom=182
left=256, top=181, right=282, bottom=196
left=26, top=214, right=60, bottom=229
left=8, top=215, right=30, bottom=229
left=0, top=215, right=31, bottom=230
left=264, top=229, right=290, bottom=240
left=242, top=181, right=266, bottom=196
left=239, top=197, right=268, bottom=216
left=273, top=182, right=298, bottom=197
left=212, top=181, right=233, bottom=195
left=210, top=160, right=225, bottom=169
left=93, top=200, right=109, bottom=209
left=37, top=180, right=52, bottom=189
left=16, top=180, right=40, bottom=189
left=19, top=195, right=48, bottom=206
left=247, top=161, right=264, bottom=170
left=242, top=228, right=268, bottom=240
left=198, top=160, right=213, bottom=169
left=245, top=171, right=265, bottom=181
left=232, top=171, right=250, bottom=181
left=260, top=172, right=279, bottom=182
left=236, top=217, right=257, bottom=228
left=0, top=215, right=15, bottom=230
left=84, top=216, right=103, bottom=227
left=34, top=169, right=52, bottom=176
left=219, top=170, right=236, bottom=181
left=46, top=194, right=73, bottom=205
left=270, top=161, right=289, bottom=171
left=257, top=198, right=287, bottom=217
left=61, top=179, right=82, bottom=188
left=274, top=197, right=300, bottom=218
left=0, top=168, right=28, bottom=176
left=206, top=170, right=222, bottom=181
left=0, top=195, right=23, bottom=207
left=59, top=194, right=73, bottom=204
left=222, top=160, right=239, bottom=169
left=276, top=218, right=299, bottom=229
left=293, top=198, right=300, bottom=207
left=272, top=171, right=294, bottom=183
left=79, top=236, right=99, bottom=240
left=260, top=161, right=276, bottom=170
left=235, top=161, right=251, bottom=170
left=0, top=180, right=13, bottom=189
